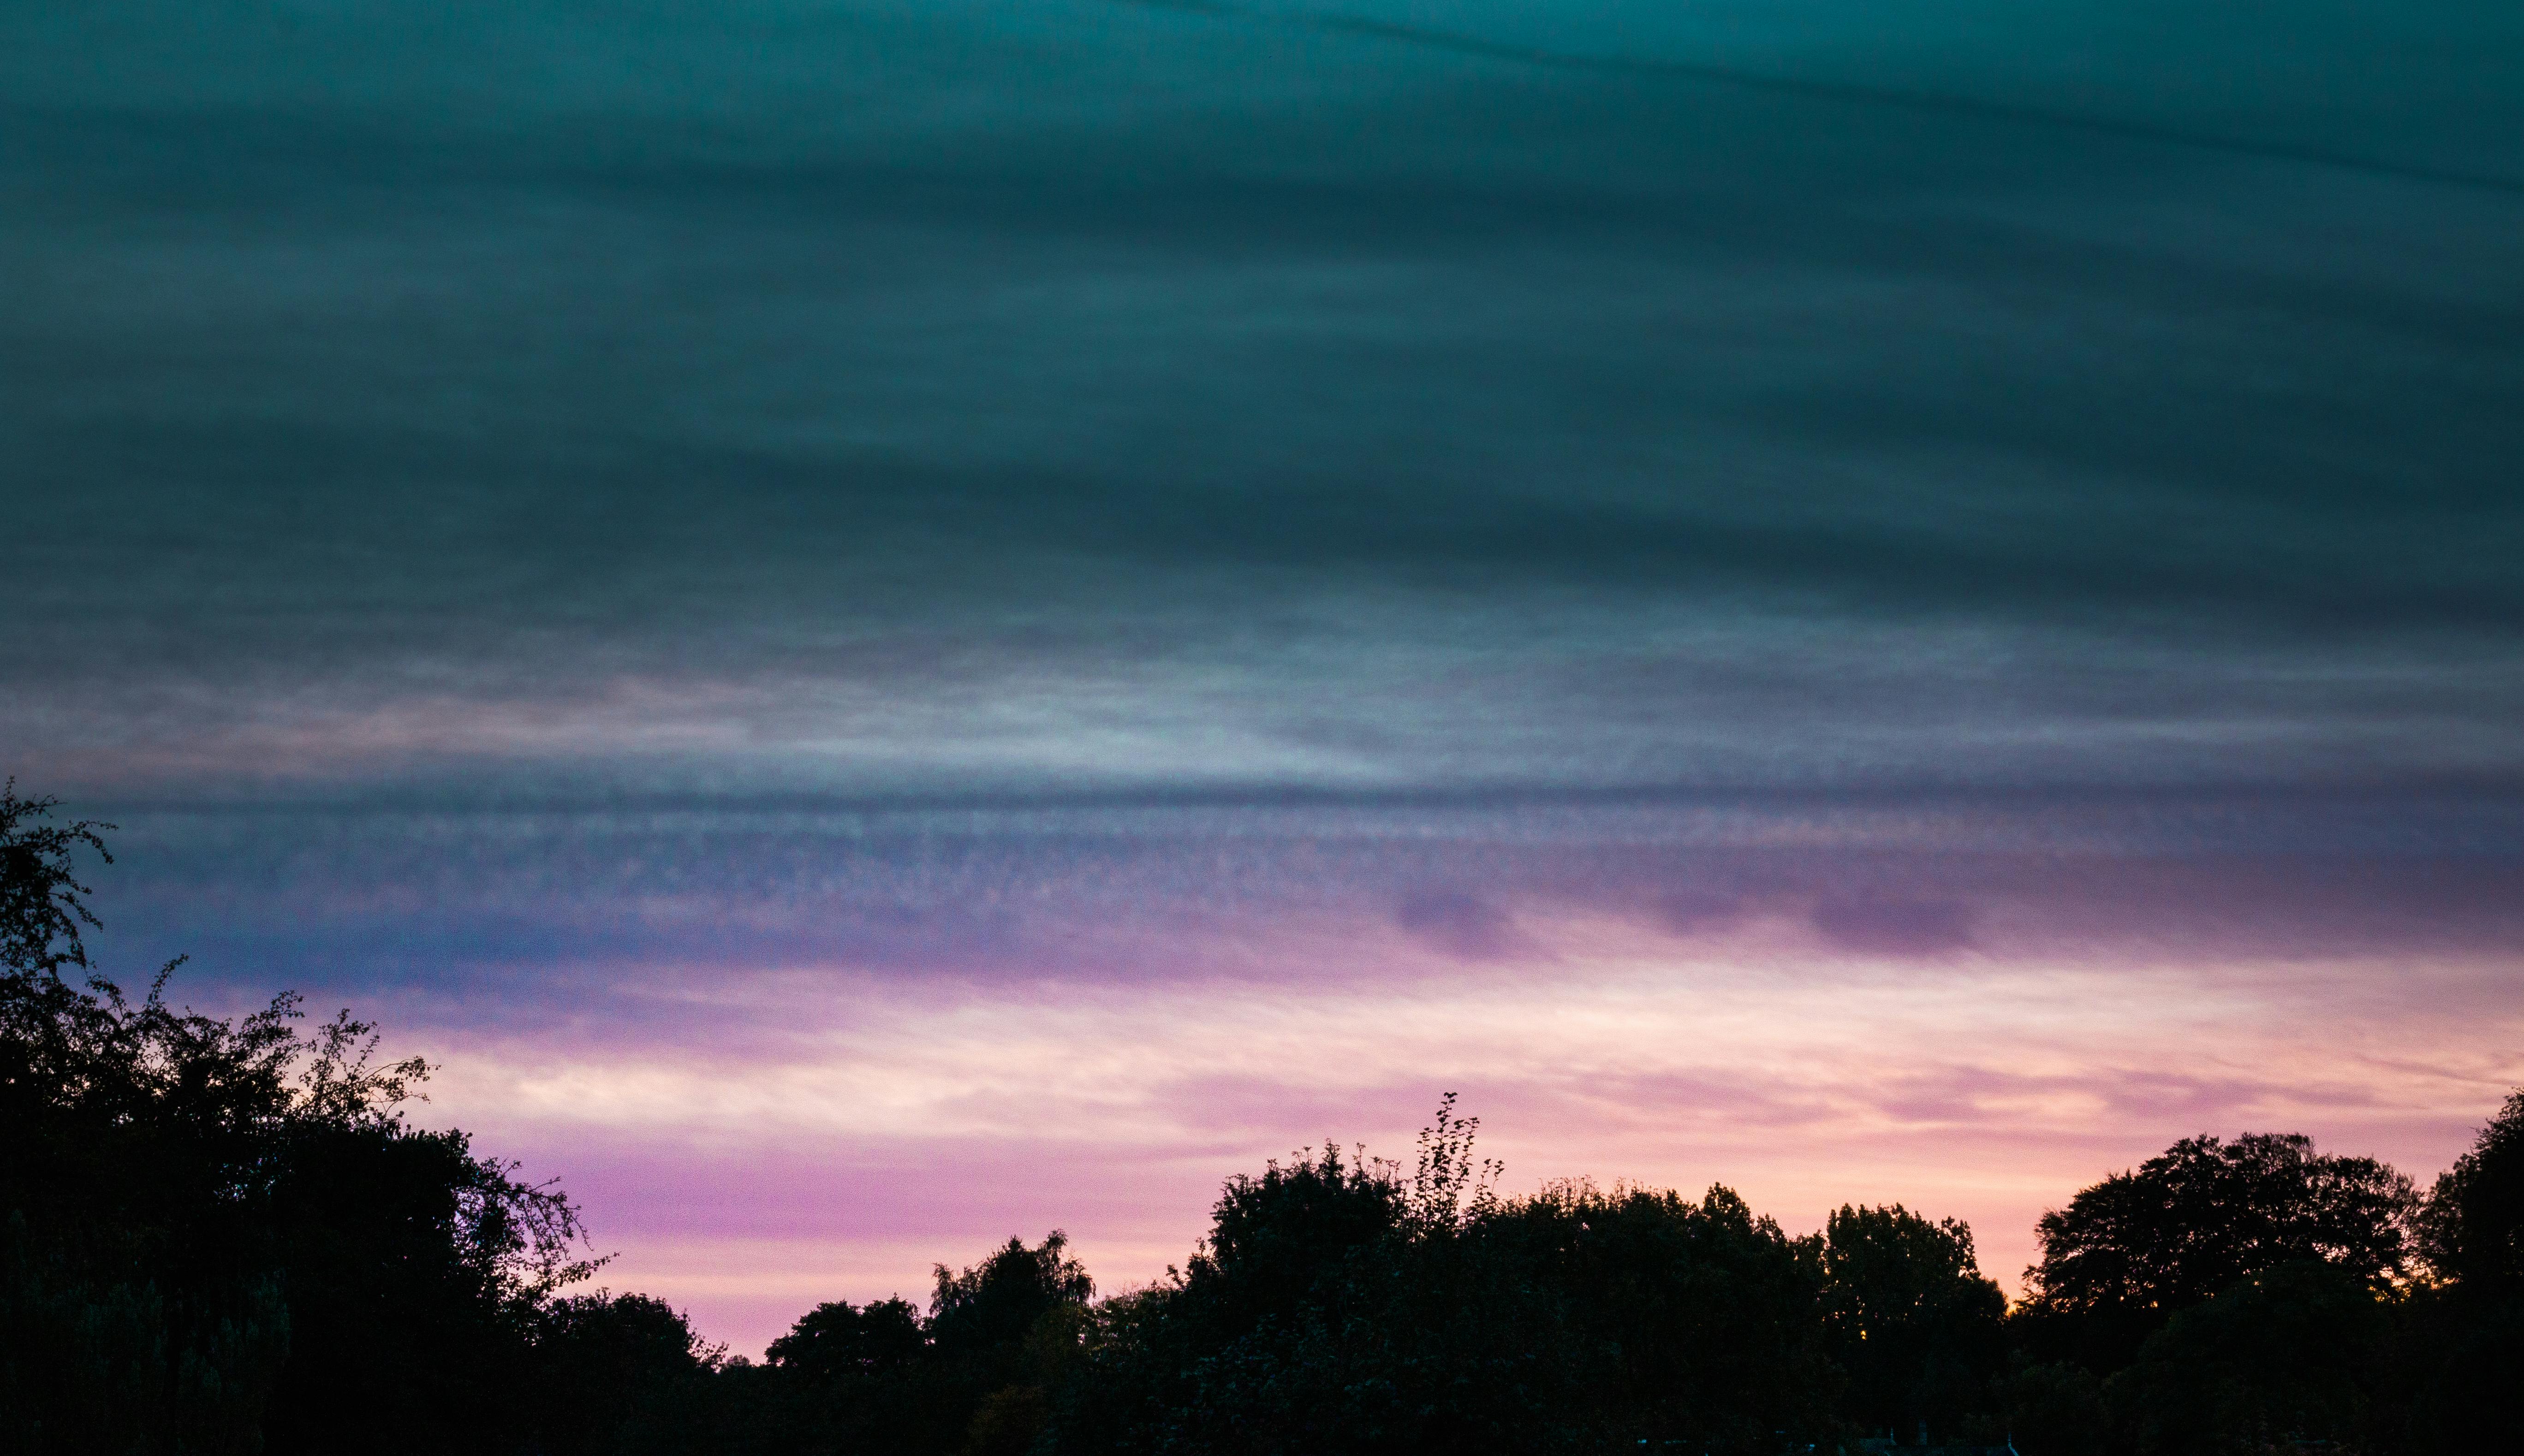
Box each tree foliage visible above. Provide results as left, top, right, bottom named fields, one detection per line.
left=2414, top=1088, right=2524, bottom=1293
left=1047, top=1107, right=1839, bottom=1456
left=1818, top=1203, right=2007, bottom=1443
left=2106, top=1260, right=2393, bottom=1456
left=0, top=782, right=111, bottom=982
left=525, top=1292, right=721, bottom=1456
left=765, top=1296, right=925, bottom=1378
left=2395, top=1093, right=2524, bottom=1453
left=2016, top=1131, right=2415, bottom=1369
left=0, top=782, right=599, bottom=1456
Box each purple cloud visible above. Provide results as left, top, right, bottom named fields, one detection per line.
left=1395, top=890, right=1529, bottom=961
left=1811, top=896, right=1976, bottom=955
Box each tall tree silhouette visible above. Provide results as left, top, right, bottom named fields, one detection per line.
left=2400, top=1093, right=2524, bottom=1452
left=1819, top=1203, right=2006, bottom=1443
left=2016, top=1132, right=2415, bottom=1370
left=2416, top=1089, right=2524, bottom=1293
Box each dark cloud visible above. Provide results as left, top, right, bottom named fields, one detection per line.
left=1395, top=889, right=1525, bottom=960
left=1810, top=897, right=1976, bottom=956
left=1652, top=890, right=1743, bottom=933
left=57, top=798, right=2521, bottom=1035
left=8, top=7, right=2518, bottom=690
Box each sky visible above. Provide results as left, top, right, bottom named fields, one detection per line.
left=5, top=0, right=2522, bottom=1355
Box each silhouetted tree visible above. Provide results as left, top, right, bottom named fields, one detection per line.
left=2015, top=1132, right=2415, bottom=1371
left=1995, top=1360, right=2109, bottom=1456
left=765, top=1296, right=926, bottom=1378
left=0, top=782, right=110, bottom=982
left=698, top=1294, right=947, bottom=1456
left=0, top=784, right=595, bottom=1456
left=929, top=1233, right=1094, bottom=1369
left=1049, top=1112, right=1583, bottom=1455
left=1053, top=1103, right=1837, bottom=1456
left=925, top=1233, right=1094, bottom=1456
left=2105, top=1260, right=2393, bottom=1456
left=1505, top=1179, right=1840, bottom=1453
left=1176, top=1140, right=1406, bottom=1342
left=1819, top=1203, right=2007, bottom=1444
left=1, top=785, right=299, bottom=1454
left=2415, top=1088, right=2524, bottom=1293
left=2398, top=1092, right=2524, bottom=1453
left=527, top=1292, right=719, bottom=1456
left=0, top=1206, right=290, bottom=1456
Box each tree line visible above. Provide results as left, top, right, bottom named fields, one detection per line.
left=4, top=784, right=2518, bottom=1455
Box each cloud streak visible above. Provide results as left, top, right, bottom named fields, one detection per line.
left=1118, top=0, right=2524, bottom=195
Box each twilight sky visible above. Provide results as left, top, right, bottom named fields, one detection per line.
left=6, top=0, right=2522, bottom=1355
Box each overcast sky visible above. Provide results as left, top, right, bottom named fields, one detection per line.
left=6, top=0, right=2521, bottom=1353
